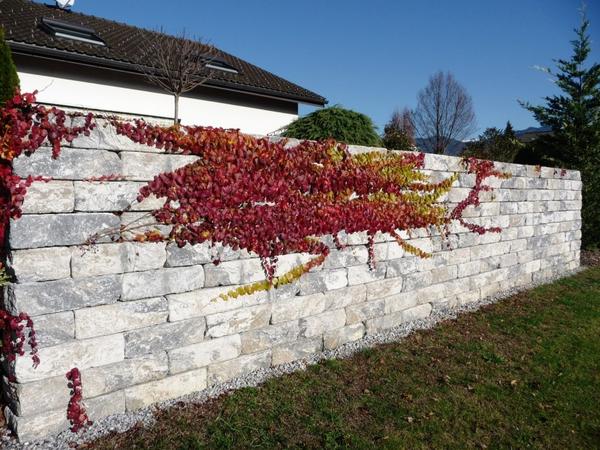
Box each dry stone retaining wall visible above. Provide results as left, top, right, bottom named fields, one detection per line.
left=1, top=124, right=582, bottom=440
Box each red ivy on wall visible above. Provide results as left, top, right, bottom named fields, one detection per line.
left=66, top=367, right=92, bottom=432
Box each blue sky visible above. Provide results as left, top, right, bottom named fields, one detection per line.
left=69, top=0, right=598, bottom=137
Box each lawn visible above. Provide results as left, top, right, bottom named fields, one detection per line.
left=90, top=267, right=600, bottom=450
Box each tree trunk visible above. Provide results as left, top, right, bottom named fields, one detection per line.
left=174, top=94, right=180, bottom=125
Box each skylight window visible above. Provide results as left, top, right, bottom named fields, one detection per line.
left=41, top=18, right=106, bottom=46
left=198, top=54, right=239, bottom=74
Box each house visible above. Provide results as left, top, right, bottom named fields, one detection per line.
left=0, top=0, right=326, bottom=134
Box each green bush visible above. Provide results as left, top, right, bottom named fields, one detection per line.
left=282, top=106, right=381, bottom=146
left=460, top=122, right=523, bottom=163
left=0, top=28, right=19, bottom=105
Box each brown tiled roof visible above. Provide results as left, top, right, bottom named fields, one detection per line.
left=0, top=0, right=326, bottom=105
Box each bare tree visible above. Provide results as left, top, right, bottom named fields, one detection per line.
left=138, top=28, right=217, bottom=124
left=411, top=71, right=476, bottom=154
left=382, top=107, right=416, bottom=150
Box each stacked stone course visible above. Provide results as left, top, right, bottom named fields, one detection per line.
left=1, top=123, right=582, bottom=440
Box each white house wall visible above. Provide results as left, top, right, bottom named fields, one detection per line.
left=15, top=59, right=298, bottom=135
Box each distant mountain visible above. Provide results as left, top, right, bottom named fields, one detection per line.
left=415, top=125, right=553, bottom=155
left=415, top=138, right=466, bottom=156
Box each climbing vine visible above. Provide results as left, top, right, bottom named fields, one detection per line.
left=93, top=119, right=510, bottom=300
left=66, top=368, right=92, bottom=432
left=0, top=91, right=95, bottom=371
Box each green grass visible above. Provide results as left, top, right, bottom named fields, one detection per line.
left=91, top=267, right=600, bottom=450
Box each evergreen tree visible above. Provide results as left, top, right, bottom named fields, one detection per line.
left=0, top=28, right=19, bottom=105
left=282, top=106, right=381, bottom=147
left=460, top=121, right=522, bottom=162
left=520, top=12, right=600, bottom=248
left=382, top=108, right=415, bottom=150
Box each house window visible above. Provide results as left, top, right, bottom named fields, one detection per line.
left=41, top=18, right=106, bottom=46
left=199, top=54, right=239, bottom=74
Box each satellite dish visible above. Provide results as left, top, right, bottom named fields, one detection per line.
left=56, top=0, right=75, bottom=9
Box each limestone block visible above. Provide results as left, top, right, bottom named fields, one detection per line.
left=384, top=292, right=418, bottom=314
left=83, top=390, right=125, bottom=422
left=298, top=268, right=348, bottom=295
left=10, top=247, right=71, bottom=282
left=83, top=353, right=169, bottom=398
left=347, top=264, right=387, bottom=285
left=75, top=297, right=168, bottom=339
left=166, top=242, right=240, bottom=267
left=4, top=405, right=68, bottom=443
left=300, top=309, right=346, bottom=338
left=13, top=148, right=121, bottom=180
left=241, top=321, right=300, bottom=354
left=10, top=213, right=120, bottom=249
left=168, top=334, right=241, bottom=373
left=345, top=299, right=386, bottom=324
left=124, top=318, right=206, bottom=358
left=14, top=334, right=124, bottom=383
left=2, top=374, right=69, bottom=417
left=74, top=181, right=145, bottom=211
left=323, top=323, right=365, bottom=349
left=121, top=266, right=203, bottom=300
left=365, top=277, right=403, bottom=301
left=207, top=351, right=271, bottom=386
left=124, top=368, right=207, bottom=410
left=321, top=284, right=367, bottom=310
left=34, top=311, right=75, bottom=348
left=21, top=181, right=74, bottom=214
left=366, top=303, right=432, bottom=333
left=167, top=286, right=268, bottom=322
left=205, top=304, right=271, bottom=338
left=386, top=257, right=420, bottom=278
left=271, top=293, right=328, bottom=323
left=121, top=152, right=198, bottom=181
left=323, top=246, right=368, bottom=269
left=5, top=275, right=121, bottom=316
left=403, top=271, right=433, bottom=292
left=71, top=242, right=166, bottom=278
left=272, top=338, right=322, bottom=365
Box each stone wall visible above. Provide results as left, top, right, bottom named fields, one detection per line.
left=1, top=124, right=582, bottom=440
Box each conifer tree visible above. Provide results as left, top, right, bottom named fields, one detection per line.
left=0, top=28, right=19, bottom=105
left=520, top=11, right=600, bottom=248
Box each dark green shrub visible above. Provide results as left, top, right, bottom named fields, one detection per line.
left=460, top=122, right=523, bottom=163
left=282, top=106, right=381, bottom=146
left=382, top=108, right=415, bottom=150
left=0, top=28, right=19, bottom=105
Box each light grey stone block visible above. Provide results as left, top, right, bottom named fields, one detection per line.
left=10, top=247, right=71, bottom=282
left=347, top=263, right=387, bottom=285
left=5, top=275, right=121, bottom=316
left=34, top=311, right=75, bottom=347
left=124, top=318, right=206, bottom=358
left=272, top=338, right=322, bottom=365
left=323, top=246, right=369, bottom=269
left=240, top=321, right=300, bottom=354
left=74, top=181, right=148, bottom=211
left=204, top=259, right=264, bottom=287
left=2, top=375, right=69, bottom=417
left=9, top=213, right=120, bottom=249
left=205, top=304, right=271, bottom=338
left=121, top=152, right=198, bottom=181
left=14, top=334, right=124, bottom=383
left=121, top=266, right=204, bottom=300
left=21, top=180, right=74, bottom=214
left=271, top=293, right=328, bottom=323
left=207, top=351, right=271, bottom=386
left=13, top=147, right=121, bottom=180
left=72, top=242, right=167, bottom=278
left=168, top=334, right=241, bottom=374
left=299, top=309, right=346, bottom=337
left=75, top=297, right=168, bottom=339
left=297, top=268, right=348, bottom=295
left=124, top=368, right=207, bottom=410
left=345, top=299, right=386, bottom=324
left=383, top=292, right=418, bottom=314
left=323, top=323, right=365, bottom=349
left=167, top=285, right=268, bottom=322
left=365, top=277, right=403, bottom=301
left=4, top=405, right=68, bottom=443
left=83, top=353, right=169, bottom=398
left=365, top=303, right=432, bottom=333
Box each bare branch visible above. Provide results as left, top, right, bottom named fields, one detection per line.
left=412, top=71, right=476, bottom=154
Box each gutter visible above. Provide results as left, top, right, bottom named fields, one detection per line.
left=8, top=41, right=328, bottom=107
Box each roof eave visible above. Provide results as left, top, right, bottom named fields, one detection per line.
left=8, top=40, right=328, bottom=107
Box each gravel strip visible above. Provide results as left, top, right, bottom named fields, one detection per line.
left=0, top=268, right=585, bottom=450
